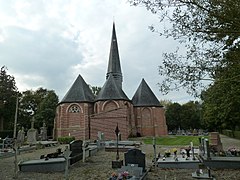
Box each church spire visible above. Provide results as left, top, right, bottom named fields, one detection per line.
left=106, top=22, right=123, bottom=89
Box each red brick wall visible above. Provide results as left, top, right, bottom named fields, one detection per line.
left=54, top=100, right=167, bottom=141
left=90, top=100, right=132, bottom=140
left=134, top=106, right=168, bottom=137
left=54, top=102, right=93, bottom=140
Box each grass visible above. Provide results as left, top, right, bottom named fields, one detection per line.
left=143, top=135, right=209, bottom=146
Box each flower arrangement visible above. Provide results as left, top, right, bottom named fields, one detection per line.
left=228, top=147, right=240, bottom=156
left=164, top=150, right=171, bottom=157
left=172, top=148, right=178, bottom=155
left=109, top=171, right=130, bottom=180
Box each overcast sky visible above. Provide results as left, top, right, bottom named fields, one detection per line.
left=0, top=0, right=196, bottom=104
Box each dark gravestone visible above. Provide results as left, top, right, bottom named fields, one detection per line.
left=70, top=140, right=83, bottom=165
left=124, top=149, right=146, bottom=171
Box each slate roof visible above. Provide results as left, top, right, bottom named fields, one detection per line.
left=60, top=74, right=94, bottom=103
left=106, top=22, right=123, bottom=88
left=132, top=79, right=162, bottom=107
left=96, top=74, right=129, bottom=101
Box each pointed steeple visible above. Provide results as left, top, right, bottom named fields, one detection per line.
left=132, top=79, right=162, bottom=107
left=106, top=22, right=123, bottom=89
left=61, top=74, right=94, bottom=103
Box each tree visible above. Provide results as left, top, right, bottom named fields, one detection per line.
left=165, top=102, right=182, bottom=130
left=166, top=101, right=202, bottom=131
left=18, top=88, right=59, bottom=135
left=129, top=0, right=240, bottom=95
left=159, top=99, right=172, bottom=108
left=181, top=101, right=202, bottom=130
left=202, top=49, right=240, bottom=132
left=35, top=90, right=59, bottom=136
left=0, top=66, right=18, bottom=130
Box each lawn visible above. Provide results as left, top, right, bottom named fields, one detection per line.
left=143, top=135, right=209, bottom=146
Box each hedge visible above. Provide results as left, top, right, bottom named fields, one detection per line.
left=57, top=136, right=75, bottom=144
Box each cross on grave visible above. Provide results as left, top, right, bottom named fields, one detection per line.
left=31, top=117, right=35, bottom=129
left=112, top=124, right=123, bottom=169
left=115, top=124, right=120, bottom=161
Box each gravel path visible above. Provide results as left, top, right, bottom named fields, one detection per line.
left=0, top=134, right=239, bottom=180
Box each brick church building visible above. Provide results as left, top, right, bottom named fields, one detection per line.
left=54, top=23, right=168, bottom=140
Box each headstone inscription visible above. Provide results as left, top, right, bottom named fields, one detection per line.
left=69, top=140, right=83, bottom=165
left=124, top=148, right=146, bottom=172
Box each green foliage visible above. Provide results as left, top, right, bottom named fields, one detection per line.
left=202, top=51, right=240, bottom=131
left=222, top=130, right=240, bottom=140
left=18, top=88, right=59, bottom=135
left=130, top=0, right=240, bottom=132
left=143, top=135, right=208, bottom=146
left=165, top=102, right=182, bottom=130
left=159, top=99, right=172, bottom=108
left=166, top=101, right=202, bottom=130
left=0, top=66, right=18, bottom=130
left=57, top=136, right=75, bottom=144
left=130, top=0, right=240, bottom=95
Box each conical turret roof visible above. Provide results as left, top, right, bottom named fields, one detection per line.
left=132, top=79, right=162, bottom=107
left=96, top=74, right=129, bottom=101
left=60, top=74, right=94, bottom=103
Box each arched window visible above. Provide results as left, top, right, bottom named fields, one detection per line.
left=68, top=105, right=80, bottom=113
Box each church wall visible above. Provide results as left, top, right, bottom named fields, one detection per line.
left=90, top=100, right=133, bottom=140
left=54, top=102, right=93, bottom=140
left=153, top=107, right=168, bottom=136
left=133, top=106, right=168, bottom=137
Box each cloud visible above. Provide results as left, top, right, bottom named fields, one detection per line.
left=0, top=0, right=196, bottom=103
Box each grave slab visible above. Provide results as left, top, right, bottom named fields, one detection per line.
left=19, top=158, right=66, bottom=172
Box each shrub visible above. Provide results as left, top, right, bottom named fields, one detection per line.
left=57, top=136, right=75, bottom=144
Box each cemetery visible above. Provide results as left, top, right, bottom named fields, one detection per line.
left=1, top=128, right=240, bottom=179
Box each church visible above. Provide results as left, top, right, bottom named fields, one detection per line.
left=53, top=23, right=168, bottom=140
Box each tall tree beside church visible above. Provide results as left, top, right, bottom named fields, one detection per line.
left=130, top=0, right=240, bottom=131
left=202, top=49, right=240, bottom=132
left=0, top=66, right=18, bottom=130
left=129, top=0, right=240, bottom=95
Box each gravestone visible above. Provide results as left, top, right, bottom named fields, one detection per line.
left=69, top=140, right=83, bottom=165
left=40, top=123, right=47, bottom=141
left=17, top=127, right=25, bottom=146
left=124, top=148, right=146, bottom=171
left=97, top=131, right=105, bottom=149
left=27, top=118, right=37, bottom=145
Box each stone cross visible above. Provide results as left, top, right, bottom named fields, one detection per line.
left=31, top=117, right=35, bottom=129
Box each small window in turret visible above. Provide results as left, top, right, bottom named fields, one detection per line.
left=68, top=105, right=80, bottom=113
